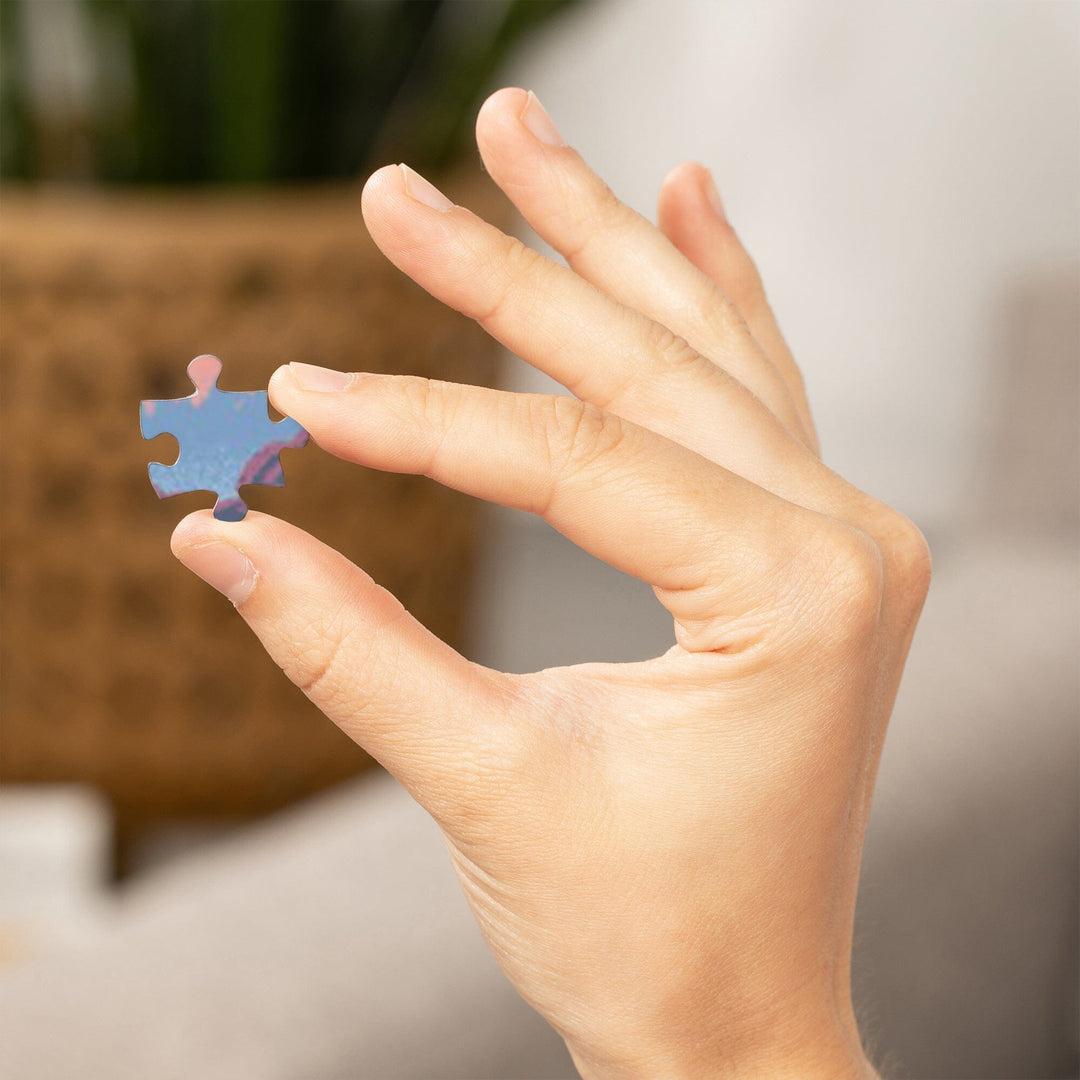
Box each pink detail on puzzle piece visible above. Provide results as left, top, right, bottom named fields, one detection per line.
left=187, top=354, right=223, bottom=407
left=238, top=429, right=309, bottom=488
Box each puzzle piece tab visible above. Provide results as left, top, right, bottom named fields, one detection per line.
left=140, top=355, right=309, bottom=521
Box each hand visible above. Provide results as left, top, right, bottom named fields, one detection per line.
left=172, top=88, right=929, bottom=1079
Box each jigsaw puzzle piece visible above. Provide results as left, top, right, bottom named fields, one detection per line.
left=140, top=355, right=309, bottom=521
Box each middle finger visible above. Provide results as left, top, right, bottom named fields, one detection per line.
left=361, top=163, right=801, bottom=493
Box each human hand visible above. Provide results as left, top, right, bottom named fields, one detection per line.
left=171, top=88, right=930, bottom=1079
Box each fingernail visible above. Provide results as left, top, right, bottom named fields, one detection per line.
left=520, top=91, right=565, bottom=147
left=399, top=164, right=454, bottom=212
left=703, top=169, right=726, bottom=220
left=289, top=362, right=352, bottom=392
left=176, top=543, right=257, bottom=606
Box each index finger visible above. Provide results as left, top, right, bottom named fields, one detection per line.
left=270, top=366, right=846, bottom=653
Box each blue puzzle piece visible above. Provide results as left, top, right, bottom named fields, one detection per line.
left=140, top=354, right=309, bottom=521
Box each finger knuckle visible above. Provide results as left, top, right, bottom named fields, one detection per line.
left=880, top=510, right=933, bottom=617
left=501, top=233, right=546, bottom=280
left=281, top=592, right=404, bottom=719
left=797, top=525, right=885, bottom=648
left=390, top=371, right=427, bottom=414
left=643, top=319, right=706, bottom=376
left=290, top=622, right=358, bottom=701
left=699, top=283, right=753, bottom=347
left=476, top=234, right=546, bottom=325
left=557, top=172, right=636, bottom=261
left=594, top=180, right=639, bottom=239
left=393, top=375, right=464, bottom=471
left=541, top=396, right=626, bottom=480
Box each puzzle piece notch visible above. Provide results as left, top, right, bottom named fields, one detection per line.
left=140, top=354, right=309, bottom=521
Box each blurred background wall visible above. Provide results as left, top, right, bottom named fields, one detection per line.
left=0, top=0, right=569, bottom=863
left=1, top=2, right=1076, bottom=1078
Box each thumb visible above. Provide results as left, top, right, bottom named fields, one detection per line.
left=171, top=509, right=520, bottom=817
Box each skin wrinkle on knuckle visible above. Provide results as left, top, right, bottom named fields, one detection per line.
left=531, top=396, right=580, bottom=515
left=403, top=375, right=465, bottom=477
left=267, top=587, right=357, bottom=699
left=293, top=622, right=358, bottom=700
left=662, top=223, right=795, bottom=395
left=555, top=399, right=625, bottom=478
left=520, top=396, right=563, bottom=517
left=291, top=602, right=408, bottom=720
left=672, top=613, right=775, bottom=658
left=688, top=288, right=789, bottom=401
left=802, top=527, right=886, bottom=649
left=560, top=174, right=639, bottom=267
left=643, top=319, right=706, bottom=379
left=368, top=374, right=435, bottom=472
left=473, top=233, right=548, bottom=329
left=528, top=397, right=624, bottom=519
left=377, top=373, right=425, bottom=426
left=698, top=286, right=755, bottom=356
left=656, top=543, right=791, bottom=656
left=663, top=518, right=883, bottom=659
